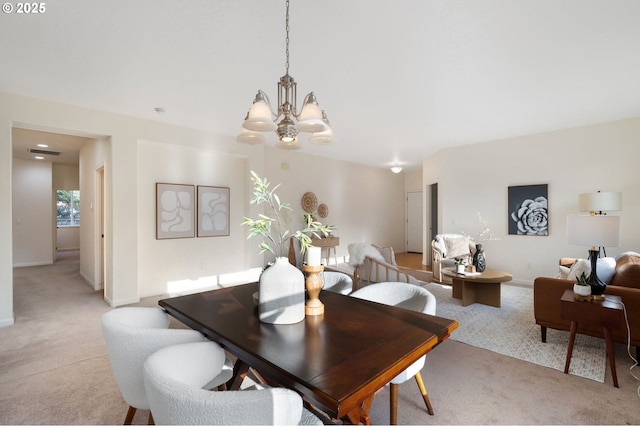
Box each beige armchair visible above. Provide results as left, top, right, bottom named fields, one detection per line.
left=348, top=242, right=420, bottom=291
left=431, top=234, right=476, bottom=283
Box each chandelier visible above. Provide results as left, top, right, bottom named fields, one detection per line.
left=237, top=0, right=335, bottom=149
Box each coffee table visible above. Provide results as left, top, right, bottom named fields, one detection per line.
left=442, top=268, right=513, bottom=307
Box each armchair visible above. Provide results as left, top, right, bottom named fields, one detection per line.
left=431, top=234, right=476, bottom=283
left=348, top=242, right=420, bottom=291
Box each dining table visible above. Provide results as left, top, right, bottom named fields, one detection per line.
left=158, top=281, right=458, bottom=424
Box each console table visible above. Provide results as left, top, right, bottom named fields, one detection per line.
left=311, top=236, right=339, bottom=266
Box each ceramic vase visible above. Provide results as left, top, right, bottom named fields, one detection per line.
left=472, top=244, right=486, bottom=272
left=258, top=257, right=305, bottom=324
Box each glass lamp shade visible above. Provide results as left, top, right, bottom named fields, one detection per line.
left=309, top=125, right=335, bottom=145
left=566, top=214, right=620, bottom=248
left=578, top=192, right=622, bottom=213
left=236, top=128, right=265, bottom=145
left=390, top=166, right=403, bottom=174
left=296, top=94, right=328, bottom=133
left=243, top=100, right=277, bottom=132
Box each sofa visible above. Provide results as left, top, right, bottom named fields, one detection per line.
left=533, top=253, right=640, bottom=353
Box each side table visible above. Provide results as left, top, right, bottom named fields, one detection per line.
left=560, top=289, right=624, bottom=387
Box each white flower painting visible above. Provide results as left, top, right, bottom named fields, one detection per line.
left=508, top=184, right=548, bottom=236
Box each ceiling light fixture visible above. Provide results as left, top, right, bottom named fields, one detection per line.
left=390, top=164, right=403, bottom=174
left=237, top=0, right=334, bottom=149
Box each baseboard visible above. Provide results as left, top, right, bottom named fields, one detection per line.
left=0, top=315, right=16, bottom=328
left=13, top=260, right=53, bottom=268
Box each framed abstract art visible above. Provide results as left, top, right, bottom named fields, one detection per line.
left=197, top=186, right=230, bottom=237
left=156, top=183, right=196, bottom=239
left=508, top=184, right=548, bottom=236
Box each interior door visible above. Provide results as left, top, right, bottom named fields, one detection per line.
left=406, top=191, right=423, bottom=253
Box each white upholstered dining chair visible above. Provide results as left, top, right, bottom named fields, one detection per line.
left=143, top=341, right=324, bottom=425
left=101, top=307, right=232, bottom=424
left=350, top=282, right=436, bottom=425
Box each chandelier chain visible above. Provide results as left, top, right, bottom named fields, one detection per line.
left=285, top=0, right=290, bottom=75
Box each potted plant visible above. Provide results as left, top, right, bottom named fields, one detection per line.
left=454, top=258, right=466, bottom=274
left=242, top=171, right=332, bottom=324
left=573, top=272, right=592, bottom=297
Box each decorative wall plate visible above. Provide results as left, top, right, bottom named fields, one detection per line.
left=301, top=192, right=318, bottom=213
left=317, top=203, right=329, bottom=218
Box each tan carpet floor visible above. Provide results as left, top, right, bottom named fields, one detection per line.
left=2, top=252, right=640, bottom=425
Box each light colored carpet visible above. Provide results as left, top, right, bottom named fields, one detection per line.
left=423, top=281, right=607, bottom=382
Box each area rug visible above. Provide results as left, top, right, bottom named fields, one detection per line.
left=423, top=282, right=607, bottom=383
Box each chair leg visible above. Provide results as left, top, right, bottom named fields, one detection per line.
left=414, top=372, right=434, bottom=415
left=123, top=406, right=136, bottom=425
left=390, top=383, right=399, bottom=425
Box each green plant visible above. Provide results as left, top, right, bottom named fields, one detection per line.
left=454, top=257, right=466, bottom=266
left=576, top=271, right=590, bottom=286
left=242, top=171, right=333, bottom=257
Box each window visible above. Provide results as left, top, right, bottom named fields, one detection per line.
left=56, top=190, right=80, bottom=226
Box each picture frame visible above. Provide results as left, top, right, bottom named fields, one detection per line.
left=197, top=186, right=230, bottom=237
left=508, top=184, right=548, bottom=236
left=156, top=183, right=195, bottom=239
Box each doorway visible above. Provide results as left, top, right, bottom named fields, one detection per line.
left=406, top=191, right=423, bottom=253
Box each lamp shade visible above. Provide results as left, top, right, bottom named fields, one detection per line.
left=566, top=214, right=620, bottom=247
left=578, top=191, right=622, bottom=213
left=297, top=93, right=328, bottom=133
left=243, top=99, right=277, bottom=132
left=309, top=111, right=335, bottom=145
left=236, top=128, right=265, bottom=144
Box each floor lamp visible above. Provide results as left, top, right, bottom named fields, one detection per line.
left=566, top=214, right=620, bottom=296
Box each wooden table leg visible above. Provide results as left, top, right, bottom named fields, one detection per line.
left=564, top=321, right=578, bottom=374
left=343, top=394, right=374, bottom=425
left=226, top=359, right=251, bottom=390
left=603, top=327, right=619, bottom=388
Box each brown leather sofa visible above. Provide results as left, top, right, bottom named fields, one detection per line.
left=533, top=254, right=640, bottom=353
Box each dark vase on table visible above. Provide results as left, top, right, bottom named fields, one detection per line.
left=473, top=244, right=486, bottom=272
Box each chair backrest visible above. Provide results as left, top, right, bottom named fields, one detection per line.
left=432, top=234, right=474, bottom=260
left=101, top=307, right=206, bottom=410
left=143, top=341, right=307, bottom=425
left=350, top=282, right=436, bottom=316
left=350, top=282, right=436, bottom=384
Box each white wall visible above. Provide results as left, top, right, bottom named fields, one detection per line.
left=264, top=148, right=406, bottom=261
left=79, top=138, right=108, bottom=290
left=136, top=140, right=253, bottom=297
left=424, top=117, right=640, bottom=284
left=0, top=91, right=263, bottom=326
left=12, top=159, right=53, bottom=267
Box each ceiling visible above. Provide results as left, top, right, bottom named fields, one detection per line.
left=3, top=0, right=640, bottom=171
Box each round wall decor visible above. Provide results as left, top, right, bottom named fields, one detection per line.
left=301, top=192, right=318, bottom=213
left=318, top=203, right=329, bottom=218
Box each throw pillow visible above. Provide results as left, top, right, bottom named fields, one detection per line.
left=566, top=257, right=616, bottom=284
left=444, top=236, right=470, bottom=259
left=374, top=245, right=397, bottom=266
left=558, top=265, right=570, bottom=279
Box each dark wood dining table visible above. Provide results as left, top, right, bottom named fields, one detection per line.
left=159, top=282, right=458, bottom=424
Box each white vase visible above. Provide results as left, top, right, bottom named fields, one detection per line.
left=456, top=264, right=465, bottom=273
left=573, top=283, right=591, bottom=297
left=259, top=257, right=305, bottom=324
